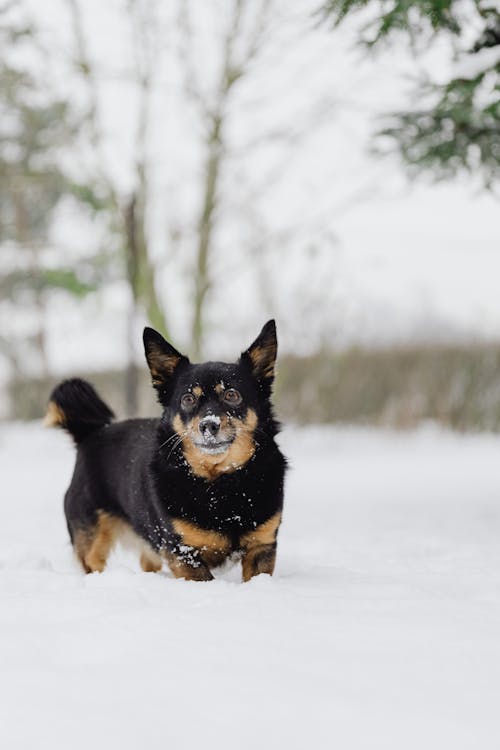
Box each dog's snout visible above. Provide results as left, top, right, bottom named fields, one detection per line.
left=199, top=416, right=220, bottom=438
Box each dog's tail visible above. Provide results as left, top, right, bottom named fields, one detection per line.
left=45, top=378, right=114, bottom=445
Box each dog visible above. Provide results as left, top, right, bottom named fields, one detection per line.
left=46, top=320, right=287, bottom=582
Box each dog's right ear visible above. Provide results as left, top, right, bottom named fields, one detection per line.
left=143, top=327, right=189, bottom=388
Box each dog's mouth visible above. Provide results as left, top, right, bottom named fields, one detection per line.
left=191, top=437, right=235, bottom=455
left=172, top=409, right=258, bottom=479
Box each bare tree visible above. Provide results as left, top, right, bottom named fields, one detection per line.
left=65, top=0, right=169, bottom=414
left=179, top=0, right=273, bottom=359
left=64, top=0, right=366, bottom=367
left=176, top=0, right=363, bottom=358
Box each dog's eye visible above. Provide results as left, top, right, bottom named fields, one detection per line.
left=181, top=392, right=197, bottom=409
left=223, top=388, right=242, bottom=405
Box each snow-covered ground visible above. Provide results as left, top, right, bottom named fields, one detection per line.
left=1, top=421, right=499, bottom=749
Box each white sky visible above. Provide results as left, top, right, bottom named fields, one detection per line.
left=3, top=0, right=500, bottom=375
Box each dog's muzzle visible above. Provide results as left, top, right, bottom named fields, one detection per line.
left=194, top=415, right=234, bottom=454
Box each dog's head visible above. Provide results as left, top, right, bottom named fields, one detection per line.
left=144, top=321, right=278, bottom=480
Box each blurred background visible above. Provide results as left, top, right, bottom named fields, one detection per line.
left=1, top=0, right=499, bottom=429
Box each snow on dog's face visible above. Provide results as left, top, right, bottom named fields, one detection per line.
left=143, top=321, right=277, bottom=480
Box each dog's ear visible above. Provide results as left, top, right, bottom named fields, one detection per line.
left=241, top=319, right=277, bottom=382
left=143, top=327, right=189, bottom=388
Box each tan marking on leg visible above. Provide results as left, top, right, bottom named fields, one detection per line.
left=172, top=518, right=231, bottom=570
left=164, top=552, right=214, bottom=581
left=140, top=551, right=163, bottom=572
left=73, top=528, right=93, bottom=573
left=240, top=511, right=282, bottom=548
left=118, top=522, right=162, bottom=571
left=240, top=511, right=281, bottom=582
left=84, top=512, right=123, bottom=572
left=73, top=513, right=161, bottom=573
left=174, top=409, right=258, bottom=481
left=44, top=401, right=66, bottom=427
left=172, top=518, right=231, bottom=556
left=242, top=544, right=277, bottom=582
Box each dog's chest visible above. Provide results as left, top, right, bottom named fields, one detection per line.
left=156, top=463, right=273, bottom=536
left=173, top=481, right=263, bottom=533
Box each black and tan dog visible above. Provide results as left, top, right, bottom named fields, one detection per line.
left=46, top=321, right=287, bottom=582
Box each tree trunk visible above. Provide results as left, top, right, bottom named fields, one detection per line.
left=124, top=195, right=140, bottom=417
left=191, top=117, right=222, bottom=360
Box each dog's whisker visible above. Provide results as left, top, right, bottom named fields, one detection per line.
left=166, top=433, right=187, bottom=460
left=158, top=429, right=189, bottom=452
left=158, top=433, right=181, bottom=451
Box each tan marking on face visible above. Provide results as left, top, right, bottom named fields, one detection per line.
left=192, top=385, right=203, bottom=398
left=214, top=383, right=225, bottom=395
left=173, top=413, right=190, bottom=438
left=174, top=410, right=232, bottom=440
left=44, top=400, right=66, bottom=427
left=178, top=408, right=258, bottom=481
left=240, top=511, right=282, bottom=550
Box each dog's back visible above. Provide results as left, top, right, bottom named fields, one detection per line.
left=64, top=418, right=159, bottom=536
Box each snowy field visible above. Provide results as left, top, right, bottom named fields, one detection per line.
left=1, top=421, right=499, bottom=749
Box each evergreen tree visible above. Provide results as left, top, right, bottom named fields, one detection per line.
left=321, top=1, right=500, bottom=186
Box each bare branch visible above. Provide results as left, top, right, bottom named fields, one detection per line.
left=65, top=0, right=103, bottom=159
left=177, top=1, right=212, bottom=118
left=242, top=0, right=273, bottom=64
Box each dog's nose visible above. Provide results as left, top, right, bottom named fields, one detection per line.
left=199, top=416, right=220, bottom=439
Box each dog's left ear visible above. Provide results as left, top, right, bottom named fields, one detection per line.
left=241, top=319, right=277, bottom=382
left=143, top=327, right=189, bottom=388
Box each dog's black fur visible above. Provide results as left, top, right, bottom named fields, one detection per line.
left=47, top=321, right=287, bottom=582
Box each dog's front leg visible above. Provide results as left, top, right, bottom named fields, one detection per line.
left=240, top=511, right=281, bottom=582
left=241, top=542, right=277, bottom=582
left=166, top=547, right=214, bottom=581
